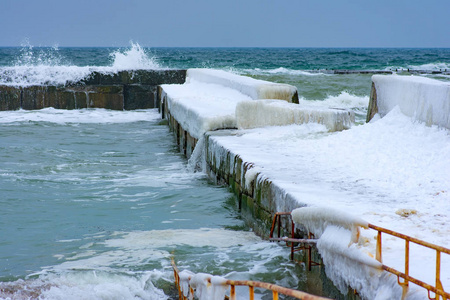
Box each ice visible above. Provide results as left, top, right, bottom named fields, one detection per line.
left=373, top=75, right=450, bottom=129
left=236, top=99, right=354, bottom=131
left=178, top=270, right=228, bottom=300
left=187, top=68, right=298, bottom=102
left=161, top=79, right=252, bottom=139
left=206, top=105, right=450, bottom=298
left=291, top=207, right=368, bottom=244
left=162, top=69, right=354, bottom=140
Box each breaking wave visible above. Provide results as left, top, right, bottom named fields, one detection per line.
left=0, top=42, right=162, bottom=87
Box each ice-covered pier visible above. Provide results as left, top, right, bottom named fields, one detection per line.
left=1, top=67, right=449, bottom=299
left=159, top=70, right=450, bottom=300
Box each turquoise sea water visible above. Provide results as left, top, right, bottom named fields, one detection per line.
left=0, top=45, right=449, bottom=299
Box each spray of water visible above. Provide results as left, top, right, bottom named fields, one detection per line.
left=110, top=42, right=160, bottom=70
left=0, top=41, right=161, bottom=87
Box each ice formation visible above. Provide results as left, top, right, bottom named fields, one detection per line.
left=205, top=106, right=450, bottom=299
left=178, top=270, right=228, bottom=300
left=187, top=68, right=298, bottom=102
left=373, top=75, right=450, bottom=129
left=162, top=69, right=355, bottom=139
left=236, top=99, right=354, bottom=131
left=162, top=70, right=449, bottom=299
left=291, top=207, right=368, bottom=244
left=161, top=79, right=251, bottom=139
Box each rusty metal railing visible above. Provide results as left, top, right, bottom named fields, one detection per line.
left=273, top=211, right=450, bottom=300
left=269, top=212, right=319, bottom=270
left=369, top=224, right=450, bottom=300
left=172, top=258, right=331, bottom=300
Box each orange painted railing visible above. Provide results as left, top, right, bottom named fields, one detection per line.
left=269, top=212, right=319, bottom=270
left=171, top=258, right=330, bottom=300
left=369, top=224, right=450, bottom=300
left=271, top=212, right=450, bottom=300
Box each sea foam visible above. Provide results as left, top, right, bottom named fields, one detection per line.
left=0, top=42, right=161, bottom=87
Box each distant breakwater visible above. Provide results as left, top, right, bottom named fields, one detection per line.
left=0, top=70, right=186, bottom=111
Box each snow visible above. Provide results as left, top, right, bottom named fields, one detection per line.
left=291, top=207, right=368, bottom=244
left=178, top=270, right=228, bottom=300
left=161, top=79, right=252, bottom=139
left=373, top=75, right=450, bottom=129
left=162, top=70, right=450, bottom=298
left=161, top=69, right=352, bottom=139
left=206, top=107, right=450, bottom=299
left=236, top=99, right=354, bottom=132
left=187, top=68, right=298, bottom=102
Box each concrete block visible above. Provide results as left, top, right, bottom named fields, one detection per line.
left=0, top=86, right=21, bottom=110
left=21, top=86, right=46, bottom=110
left=84, top=85, right=124, bottom=110
left=124, top=84, right=157, bottom=110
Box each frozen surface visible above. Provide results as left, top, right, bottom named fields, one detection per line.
left=161, top=70, right=352, bottom=139
left=187, top=69, right=298, bottom=102
left=161, top=79, right=252, bottom=139
left=208, top=107, right=450, bottom=299
left=373, top=75, right=450, bottom=129
left=236, top=99, right=354, bottom=132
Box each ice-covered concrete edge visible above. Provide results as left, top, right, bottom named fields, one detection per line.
left=369, top=75, right=450, bottom=129
left=160, top=80, right=252, bottom=139
left=187, top=68, right=299, bottom=103
left=291, top=207, right=431, bottom=300
left=204, top=129, right=435, bottom=300
left=236, top=99, right=355, bottom=132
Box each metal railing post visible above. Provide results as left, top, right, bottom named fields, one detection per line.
left=376, top=231, right=382, bottom=263
left=230, top=285, right=236, bottom=300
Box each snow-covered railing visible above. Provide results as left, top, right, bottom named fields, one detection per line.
left=269, top=212, right=319, bottom=271
left=368, top=224, right=450, bottom=300
left=171, top=258, right=331, bottom=300
left=289, top=207, right=450, bottom=300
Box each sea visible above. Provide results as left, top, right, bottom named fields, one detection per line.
left=0, top=43, right=449, bottom=299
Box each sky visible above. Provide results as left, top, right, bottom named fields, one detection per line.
left=1, top=0, right=449, bottom=48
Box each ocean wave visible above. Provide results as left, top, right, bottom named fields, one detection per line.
left=110, top=42, right=160, bottom=70
left=385, top=62, right=450, bottom=72
left=0, top=108, right=161, bottom=124
left=242, top=67, right=328, bottom=76
left=0, top=42, right=162, bottom=87
left=301, top=91, right=369, bottom=110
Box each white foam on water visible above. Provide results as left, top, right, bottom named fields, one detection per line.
left=0, top=271, right=168, bottom=300
left=110, top=42, right=161, bottom=70
left=0, top=229, right=288, bottom=300
left=0, top=108, right=161, bottom=124
left=300, top=91, right=369, bottom=111
left=386, top=62, right=450, bottom=72
left=247, top=67, right=328, bottom=76
left=0, top=42, right=162, bottom=87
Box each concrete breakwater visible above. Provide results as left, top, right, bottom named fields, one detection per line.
left=2, top=68, right=448, bottom=298
left=367, top=74, right=450, bottom=129
left=160, top=70, right=450, bottom=299
left=0, top=70, right=186, bottom=111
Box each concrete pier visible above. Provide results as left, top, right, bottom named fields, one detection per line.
left=0, top=70, right=186, bottom=111
left=367, top=75, right=450, bottom=129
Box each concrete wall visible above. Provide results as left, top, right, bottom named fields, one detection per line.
left=0, top=70, right=186, bottom=111
left=367, top=75, right=450, bottom=129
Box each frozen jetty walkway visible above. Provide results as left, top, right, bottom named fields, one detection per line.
left=1, top=68, right=448, bottom=299
left=159, top=69, right=450, bottom=300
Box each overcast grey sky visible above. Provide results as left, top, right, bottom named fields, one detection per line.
left=1, top=0, right=449, bottom=48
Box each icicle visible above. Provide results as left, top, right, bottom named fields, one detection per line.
left=187, top=136, right=206, bottom=173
